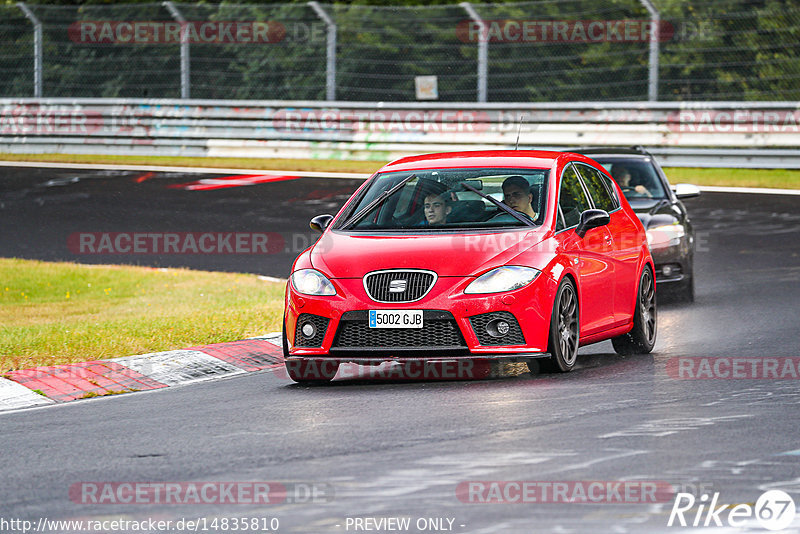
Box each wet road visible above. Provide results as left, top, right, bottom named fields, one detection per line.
left=0, top=166, right=363, bottom=277
left=2, top=166, right=800, bottom=533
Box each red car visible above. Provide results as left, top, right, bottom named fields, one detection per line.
left=283, top=150, right=656, bottom=383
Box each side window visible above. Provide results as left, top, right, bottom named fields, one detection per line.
left=576, top=164, right=618, bottom=212
left=599, top=174, right=621, bottom=208
left=558, top=164, right=592, bottom=229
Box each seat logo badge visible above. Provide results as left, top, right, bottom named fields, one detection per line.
left=389, top=279, right=407, bottom=293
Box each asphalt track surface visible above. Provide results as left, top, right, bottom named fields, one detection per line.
left=2, top=166, right=800, bottom=533
left=0, top=166, right=363, bottom=277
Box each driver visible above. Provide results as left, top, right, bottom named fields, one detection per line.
left=612, top=165, right=652, bottom=197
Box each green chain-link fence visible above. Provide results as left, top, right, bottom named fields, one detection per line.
left=1, top=0, right=798, bottom=101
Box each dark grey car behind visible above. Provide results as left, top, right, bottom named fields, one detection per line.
left=574, top=147, right=700, bottom=302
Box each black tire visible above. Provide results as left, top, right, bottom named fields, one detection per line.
left=283, top=318, right=339, bottom=384
left=612, top=266, right=657, bottom=355
left=534, top=277, right=580, bottom=373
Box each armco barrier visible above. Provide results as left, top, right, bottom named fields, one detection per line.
left=1, top=99, right=800, bottom=168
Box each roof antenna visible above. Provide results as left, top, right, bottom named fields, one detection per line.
left=515, top=115, right=524, bottom=150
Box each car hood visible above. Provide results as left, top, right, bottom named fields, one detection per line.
left=628, top=198, right=680, bottom=228
left=310, top=230, right=545, bottom=278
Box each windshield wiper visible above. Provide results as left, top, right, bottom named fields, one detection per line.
left=646, top=197, right=670, bottom=213
left=458, top=181, right=536, bottom=227
left=340, top=173, right=417, bottom=229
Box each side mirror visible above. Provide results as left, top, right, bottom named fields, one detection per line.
left=309, top=214, right=334, bottom=233
left=672, top=183, right=701, bottom=200
left=576, top=209, right=610, bottom=238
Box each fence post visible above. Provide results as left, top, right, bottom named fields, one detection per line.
left=308, top=1, right=337, bottom=101
left=638, top=0, right=660, bottom=101
left=163, top=1, right=190, bottom=99
left=460, top=2, right=487, bottom=103
left=17, top=2, right=42, bottom=98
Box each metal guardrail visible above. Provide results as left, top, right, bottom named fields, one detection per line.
left=2, top=99, right=799, bottom=168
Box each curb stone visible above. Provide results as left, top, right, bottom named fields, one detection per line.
left=0, top=336, right=284, bottom=413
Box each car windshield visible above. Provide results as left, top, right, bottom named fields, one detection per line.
left=592, top=157, right=668, bottom=200
left=337, top=168, right=549, bottom=231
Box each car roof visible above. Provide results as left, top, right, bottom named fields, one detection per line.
left=570, top=146, right=652, bottom=157
left=378, top=150, right=569, bottom=173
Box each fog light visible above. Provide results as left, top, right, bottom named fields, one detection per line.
left=301, top=323, right=316, bottom=338
left=486, top=319, right=510, bottom=338
left=661, top=264, right=682, bottom=278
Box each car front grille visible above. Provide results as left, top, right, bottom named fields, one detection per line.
left=363, top=270, right=436, bottom=303
left=469, top=311, right=526, bottom=346
left=331, top=310, right=466, bottom=352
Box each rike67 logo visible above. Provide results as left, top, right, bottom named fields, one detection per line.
left=668, top=490, right=796, bottom=530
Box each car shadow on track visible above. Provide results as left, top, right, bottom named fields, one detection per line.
left=655, top=285, right=695, bottom=307
left=280, top=352, right=656, bottom=388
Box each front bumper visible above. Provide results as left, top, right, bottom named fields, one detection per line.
left=284, top=354, right=548, bottom=381
left=649, top=240, right=693, bottom=285
left=285, top=274, right=555, bottom=359
left=286, top=354, right=549, bottom=365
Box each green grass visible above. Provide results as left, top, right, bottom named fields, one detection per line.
left=0, top=153, right=382, bottom=174
left=2, top=153, right=800, bottom=189
left=0, top=258, right=285, bottom=372
left=663, top=167, right=800, bottom=189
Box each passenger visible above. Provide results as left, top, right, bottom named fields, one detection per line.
left=423, top=192, right=452, bottom=225
left=501, top=175, right=537, bottom=219
left=612, top=165, right=652, bottom=197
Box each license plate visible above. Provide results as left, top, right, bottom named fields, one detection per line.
left=368, top=310, right=423, bottom=329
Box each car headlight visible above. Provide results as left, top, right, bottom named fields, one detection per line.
left=291, top=269, right=336, bottom=296
left=646, top=223, right=685, bottom=248
left=464, top=266, right=541, bottom=294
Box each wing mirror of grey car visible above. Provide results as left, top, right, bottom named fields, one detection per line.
left=672, top=183, right=701, bottom=199
left=576, top=209, right=611, bottom=238
left=310, top=214, right=334, bottom=233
